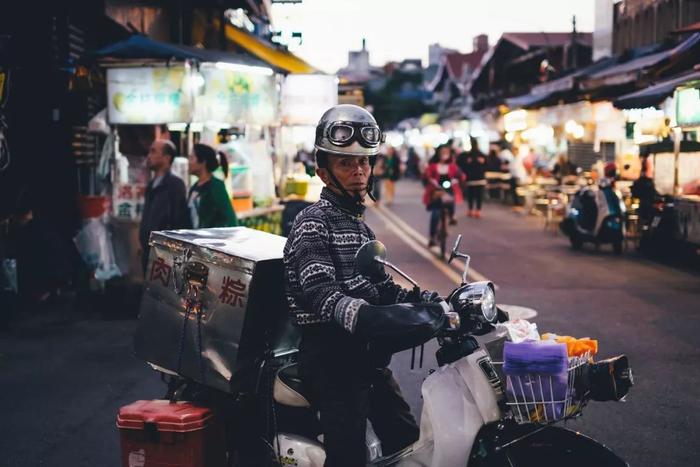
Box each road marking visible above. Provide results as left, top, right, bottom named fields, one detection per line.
left=374, top=209, right=486, bottom=284
left=371, top=204, right=493, bottom=284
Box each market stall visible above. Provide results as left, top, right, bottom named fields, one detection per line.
left=278, top=73, right=338, bottom=203
left=95, top=36, right=281, bottom=280
left=672, top=85, right=700, bottom=246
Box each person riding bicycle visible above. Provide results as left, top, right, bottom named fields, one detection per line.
left=283, top=105, right=440, bottom=467
left=422, top=144, right=463, bottom=247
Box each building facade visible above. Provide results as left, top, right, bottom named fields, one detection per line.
left=613, top=0, right=700, bottom=53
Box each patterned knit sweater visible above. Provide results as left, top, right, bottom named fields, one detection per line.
left=284, top=187, right=411, bottom=333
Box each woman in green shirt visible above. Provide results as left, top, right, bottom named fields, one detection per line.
left=187, top=144, right=238, bottom=228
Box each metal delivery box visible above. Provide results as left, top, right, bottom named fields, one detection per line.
left=135, top=227, right=299, bottom=394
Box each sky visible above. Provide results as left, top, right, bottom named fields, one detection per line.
left=270, top=0, right=596, bottom=74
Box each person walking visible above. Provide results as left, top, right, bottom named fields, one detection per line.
left=457, top=137, right=488, bottom=218
left=139, top=139, right=191, bottom=273
left=187, top=143, right=237, bottom=228
left=371, top=151, right=386, bottom=203
left=382, top=146, right=401, bottom=205
left=631, top=157, right=657, bottom=224
left=502, top=145, right=527, bottom=206
left=422, top=144, right=462, bottom=247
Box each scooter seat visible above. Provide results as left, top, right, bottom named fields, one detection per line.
left=274, top=363, right=312, bottom=408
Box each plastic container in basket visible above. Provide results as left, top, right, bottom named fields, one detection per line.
left=502, top=341, right=590, bottom=424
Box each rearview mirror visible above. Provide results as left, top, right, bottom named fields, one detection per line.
left=448, top=234, right=471, bottom=285
left=355, top=240, right=387, bottom=277
left=355, top=240, right=421, bottom=292
left=448, top=235, right=462, bottom=265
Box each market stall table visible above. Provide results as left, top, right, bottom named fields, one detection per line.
left=237, top=205, right=285, bottom=236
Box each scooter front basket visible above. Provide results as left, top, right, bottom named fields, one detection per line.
left=498, top=351, right=591, bottom=424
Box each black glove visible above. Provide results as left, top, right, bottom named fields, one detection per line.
left=405, top=288, right=442, bottom=303
left=355, top=302, right=446, bottom=353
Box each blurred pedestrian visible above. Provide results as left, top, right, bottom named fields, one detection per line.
left=371, top=151, right=386, bottom=203
left=187, top=143, right=237, bottom=228
left=631, top=156, right=657, bottom=223
left=382, top=146, right=401, bottom=205
left=140, top=139, right=191, bottom=273
left=552, top=154, right=578, bottom=184
left=9, top=189, right=79, bottom=306
left=502, top=146, right=527, bottom=206
left=457, top=137, right=488, bottom=218
left=422, top=144, right=462, bottom=247
left=486, top=144, right=504, bottom=172
left=405, top=147, right=420, bottom=179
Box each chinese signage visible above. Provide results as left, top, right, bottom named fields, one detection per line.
left=107, top=67, right=192, bottom=124
left=113, top=182, right=146, bottom=220
left=280, top=74, right=338, bottom=125
left=676, top=86, right=700, bottom=128
left=149, top=257, right=172, bottom=287
left=219, top=275, right=247, bottom=307
left=194, top=65, right=277, bottom=126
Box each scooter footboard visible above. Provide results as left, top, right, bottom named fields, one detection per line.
left=470, top=422, right=628, bottom=467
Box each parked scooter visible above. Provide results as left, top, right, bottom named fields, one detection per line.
left=560, top=180, right=626, bottom=254
left=130, top=229, right=633, bottom=467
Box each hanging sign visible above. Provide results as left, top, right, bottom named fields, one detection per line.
left=194, top=64, right=278, bottom=126
left=676, top=86, right=700, bottom=127
left=107, top=67, right=193, bottom=124
left=280, top=74, right=338, bottom=126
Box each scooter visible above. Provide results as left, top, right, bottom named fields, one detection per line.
left=271, top=235, right=633, bottom=466
left=560, top=180, right=626, bottom=254
left=133, top=232, right=633, bottom=467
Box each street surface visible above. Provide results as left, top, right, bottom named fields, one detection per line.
left=1, top=179, right=699, bottom=466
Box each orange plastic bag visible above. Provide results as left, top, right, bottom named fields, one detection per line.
left=541, top=334, right=598, bottom=357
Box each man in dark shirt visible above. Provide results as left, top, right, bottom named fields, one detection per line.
left=284, top=105, right=437, bottom=466
left=139, top=139, right=190, bottom=273
left=631, top=157, right=658, bottom=222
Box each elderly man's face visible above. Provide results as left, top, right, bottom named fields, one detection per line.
left=147, top=141, right=169, bottom=171
left=318, top=154, right=371, bottom=196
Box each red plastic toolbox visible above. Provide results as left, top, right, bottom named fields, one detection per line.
left=117, top=400, right=225, bottom=467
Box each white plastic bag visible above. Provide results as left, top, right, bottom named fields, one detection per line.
left=496, top=318, right=540, bottom=343
left=74, top=218, right=121, bottom=281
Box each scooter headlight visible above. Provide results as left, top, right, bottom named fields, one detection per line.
left=448, top=281, right=498, bottom=327
left=480, top=286, right=497, bottom=322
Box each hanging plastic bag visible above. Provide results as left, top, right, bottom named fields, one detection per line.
left=74, top=218, right=121, bottom=281
left=1, top=258, right=17, bottom=292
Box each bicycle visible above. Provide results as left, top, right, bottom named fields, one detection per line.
left=430, top=179, right=457, bottom=259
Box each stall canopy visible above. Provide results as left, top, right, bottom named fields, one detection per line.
left=614, top=69, right=700, bottom=109
left=93, top=34, right=270, bottom=69
left=581, top=33, right=700, bottom=91
left=505, top=56, right=618, bottom=110
left=215, top=20, right=317, bottom=74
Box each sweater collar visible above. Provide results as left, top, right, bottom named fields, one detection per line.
left=320, top=187, right=366, bottom=218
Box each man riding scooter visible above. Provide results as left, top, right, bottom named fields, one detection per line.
left=283, top=105, right=440, bottom=467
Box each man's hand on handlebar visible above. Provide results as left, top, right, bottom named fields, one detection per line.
left=406, top=288, right=443, bottom=303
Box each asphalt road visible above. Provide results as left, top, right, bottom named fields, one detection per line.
left=372, top=180, right=700, bottom=467
left=1, top=179, right=698, bottom=466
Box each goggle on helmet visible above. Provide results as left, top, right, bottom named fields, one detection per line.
left=314, top=104, right=385, bottom=157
